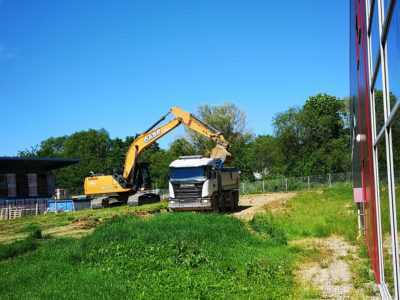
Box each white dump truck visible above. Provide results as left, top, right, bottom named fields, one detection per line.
left=168, top=156, right=240, bottom=212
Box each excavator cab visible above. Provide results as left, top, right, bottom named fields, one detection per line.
left=131, top=162, right=153, bottom=191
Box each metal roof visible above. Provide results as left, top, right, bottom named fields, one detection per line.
left=0, top=157, right=81, bottom=174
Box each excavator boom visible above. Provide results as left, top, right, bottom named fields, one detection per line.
left=122, top=107, right=232, bottom=182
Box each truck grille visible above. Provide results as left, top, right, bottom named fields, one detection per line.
left=172, top=182, right=203, bottom=199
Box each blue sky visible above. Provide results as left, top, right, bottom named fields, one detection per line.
left=0, top=1, right=349, bottom=156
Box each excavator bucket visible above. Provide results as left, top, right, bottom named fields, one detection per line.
left=208, top=144, right=233, bottom=165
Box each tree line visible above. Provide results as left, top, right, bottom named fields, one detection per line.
left=19, top=93, right=355, bottom=194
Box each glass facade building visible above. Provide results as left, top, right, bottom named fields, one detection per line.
left=350, top=0, right=400, bottom=298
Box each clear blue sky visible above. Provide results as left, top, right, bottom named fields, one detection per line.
left=0, top=0, right=349, bottom=156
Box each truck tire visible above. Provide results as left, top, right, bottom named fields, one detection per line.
left=229, top=193, right=235, bottom=212
left=233, top=191, right=239, bottom=211
left=220, top=194, right=226, bottom=213
left=212, top=194, right=220, bottom=213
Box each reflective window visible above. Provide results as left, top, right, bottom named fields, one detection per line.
left=374, top=67, right=384, bottom=133
left=170, top=167, right=206, bottom=181
left=384, top=0, right=390, bottom=19
left=387, top=1, right=400, bottom=111
left=392, top=124, right=400, bottom=295
left=377, top=139, right=395, bottom=296
left=371, top=0, right=380, bottom=69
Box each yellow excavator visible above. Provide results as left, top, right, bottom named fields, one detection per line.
left=84, top=107, right=232, bottom=208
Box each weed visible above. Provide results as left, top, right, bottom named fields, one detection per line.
left=333, top=280, right=343, bottom=286
left=249, top=211, right=287, bottom=245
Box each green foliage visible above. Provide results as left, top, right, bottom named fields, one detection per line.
left=0, top=213, right=297, bottom=299
left=186, top=102, right=253, bottom=175
left=241, top=135, right=284, bottom=179
left=272, top=94, right=350, bottom=177
left=186, top=102, right=253, bottom=152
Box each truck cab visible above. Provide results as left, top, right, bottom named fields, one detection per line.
left=168, top=155, right=239, bottom=211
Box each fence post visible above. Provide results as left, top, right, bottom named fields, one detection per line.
left=285, top=178, right=288, bottom=192
left=307, top=176, right=310, bottom=189
left=262, top=180, right=265, bottom=193
left=242, top=183, right=245, bottom=194
left=329, top=174, right=332, bottom=188
left=36, top=201, right=39, bottom=215
left=8, top=204, right=11, bottom=220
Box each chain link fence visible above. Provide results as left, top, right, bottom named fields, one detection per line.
left=239, top=172, right=353, bottom=194
left=157, top=172, right=355, bottom=196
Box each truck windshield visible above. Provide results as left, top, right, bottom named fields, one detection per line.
left=170, top=167, right=206, bottom=181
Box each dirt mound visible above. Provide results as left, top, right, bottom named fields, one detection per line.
left=233, top=192, right=297, bottom=221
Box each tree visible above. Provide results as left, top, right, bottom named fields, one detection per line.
left=167, top=138, right=197, bottom=158
left=19, top=129, right=112, bottom=194
left=186, top=102, right=253, bottom=154
left=18, top=136, right=68, bottom=158
left=242, top=135, right=284, bottom=179
left=273, top=94, right=351, bottom=176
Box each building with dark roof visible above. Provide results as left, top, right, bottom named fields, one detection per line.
left=0, top=157, right=80, bottom=199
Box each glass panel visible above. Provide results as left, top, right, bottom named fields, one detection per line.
left=374, top=67, right=384, bottom=133
left=377, top=140, right=395, bottom=296
left=392, top=124, right=400, bottom=295
left=387, top=1, right=400, bottom=111
left=371, top=0, right=380, bottom=69
left=384, top=0, right=390, bottom=20
left=170, top=167, right=206, bottom=181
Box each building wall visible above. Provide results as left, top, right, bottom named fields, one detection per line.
left=351, top=0, right=400, bottom=297
left=0, top=173, right=56, bottom=199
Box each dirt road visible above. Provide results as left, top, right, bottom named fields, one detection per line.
left=233, top=192, right=297, bottom=220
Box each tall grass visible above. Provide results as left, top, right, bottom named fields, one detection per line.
left=273, top=186, right=358, bottom=242
left=0, top=213, right=297, bottom=299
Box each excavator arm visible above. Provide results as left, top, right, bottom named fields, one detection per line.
left=122, top=106, right=232, bottom=182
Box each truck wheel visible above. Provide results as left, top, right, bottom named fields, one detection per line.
left=212, top=194, right=220, bottom=213
left=221, top=194, right=226, bottom=213
left=230, top=195, right=235, bottom=212
left=233, top=192, right=239, bottom=211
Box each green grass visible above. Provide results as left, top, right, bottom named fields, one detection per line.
left=0, top=201, right=168, bottom=234
left=0, top=213, right=298, bottom=299
left=0, top=186, right=366, bottom=299
left=272, top=186, right=358, bottom=242
left=0, top=224, right=43, bottom=260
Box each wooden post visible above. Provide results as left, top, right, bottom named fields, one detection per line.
left=242, top=183, right=245, bottom=194
left=8, top=204, right=11, bottom=220
left=262, top=180, right=265, bottom=193
left=285, top=178, right=288, bottom=192
left=36, top=201, right=39, bottom=215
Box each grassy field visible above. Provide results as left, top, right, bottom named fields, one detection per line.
left=0, top=186, right=370, bottom=299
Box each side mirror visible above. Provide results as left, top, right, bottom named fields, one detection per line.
left=211, top=168, right=217, bottom=179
